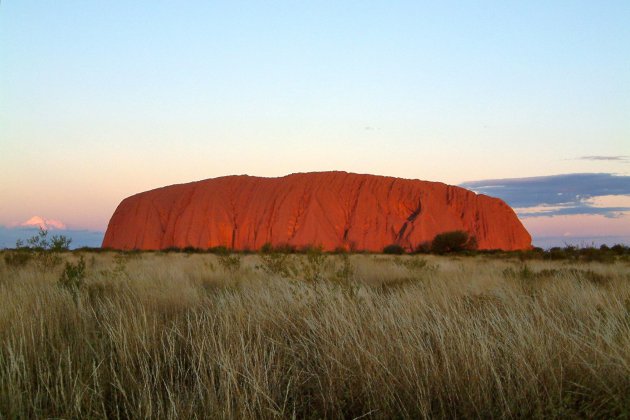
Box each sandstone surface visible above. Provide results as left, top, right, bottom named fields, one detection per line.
left=102, top=172, right=532, bottom=251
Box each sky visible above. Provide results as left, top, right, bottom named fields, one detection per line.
left=1, top=1, right=629, bottom=247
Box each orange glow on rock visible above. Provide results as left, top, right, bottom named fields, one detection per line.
left=102, top=172, right=532, bottom=251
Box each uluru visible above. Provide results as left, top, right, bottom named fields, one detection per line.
left=102, top=171, right=532, bottom=251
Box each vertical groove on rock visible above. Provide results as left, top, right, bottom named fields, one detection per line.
left=395, top=198, right=422, bottom=244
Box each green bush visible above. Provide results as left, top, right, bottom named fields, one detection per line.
left=399, top=257, right=429, bottom=272
left=208, top=246, right=229, bottom=254
left=578, top=247, right=615, bottom=263
left=300, top=246, right=328, bottom=282
left=431, top=231, right=476, bottom=253
left=3, top=249, right=32, bottom=268
left=260, top=243, right=274, bottom=253
left=414, top=241, right=432, bottom=254
left=332, top=246, right=348, bottom=254
left=333, top=253, right=354, bottom=283
left=274, top=243, right=297, bottom=253
left=217, top=253, right=242, bottom=276
left=49, top=235, right=72, bottom=252
left=4, top=228, right=71, bottom=270
left=257, top=250, right=295, bottom=278
left=183, top=246, right=203, bottom=253
left=383, top=244, right=405, bottom=255
left=59, top=256, right=86, bottom=292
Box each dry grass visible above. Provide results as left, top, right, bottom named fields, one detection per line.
left=1, top=252, right=629, bottom=419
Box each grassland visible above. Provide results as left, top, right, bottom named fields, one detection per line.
left=1, top=251, right=629, bottom=418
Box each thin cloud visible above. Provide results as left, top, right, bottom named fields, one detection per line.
left=577, top=155, right=628, bottom=161
left=460, top=173, right=630, bottom=218
left=516, top=206, right=630, bottom=218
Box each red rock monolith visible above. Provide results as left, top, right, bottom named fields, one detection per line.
left=102, top=172, right=531, bottom=251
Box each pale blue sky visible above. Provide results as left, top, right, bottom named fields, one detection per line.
left=1, top=1, right=629, bottom=232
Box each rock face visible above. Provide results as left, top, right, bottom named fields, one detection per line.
left=102, top=172, right=532, bottom=251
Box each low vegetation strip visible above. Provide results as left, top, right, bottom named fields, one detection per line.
left=0, top=251, right=629, bottom=418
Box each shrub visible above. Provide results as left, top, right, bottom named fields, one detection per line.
left=257, top=251, right=295, bottom=278
left=332, top=246, right=348, bottom=254
left=182, top=246, right=203, bottom=254
left=383, top=244, right=405, bottom=255
left=431, top=231, right=476, bottom=253
left=414, top=241, right=432, bottom=254
left=163, top=247, right=182, bottom=253
left=547, top=247, right=568, bottom=260
left=260, top=243, right=274, bottom=253
left=49, top=235, right=72, bottom=252
left=217, top=253, right=242, bottom=276
left=579, top=247, right=615, bottom=263
left=3, top=248, right=32, bottom=268
left=400, top=257, right=429, bottom=272
left=208, top=246, right=229, bottom=254
left=300, top=246, right=328, bottom=282
left=4, top=228, right=71, bottom=270
left=611, top=244, right=628, bottom=255
left=274, top=243, right=297, bottom=253
left=73, top=246, right=106, bottom=253
left=58, top=256, right=86, bottom=292
left=333, top=253, right=354, bottom=283
left=259, top=243, right=298, bottom=254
